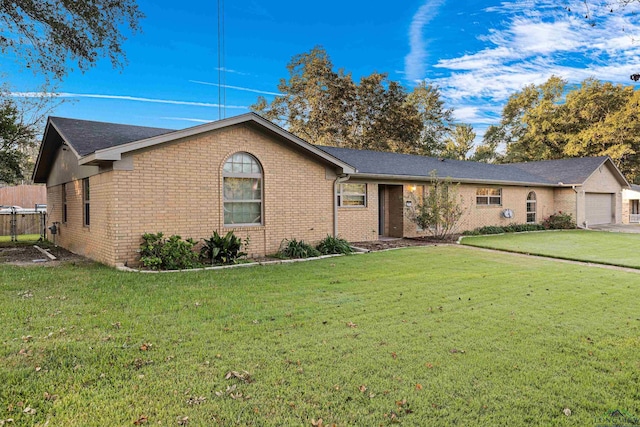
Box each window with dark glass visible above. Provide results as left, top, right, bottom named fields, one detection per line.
left=83, top=178, right=90, bottom=226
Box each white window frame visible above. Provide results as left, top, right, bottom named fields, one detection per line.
left=526, top=191, right=537, bottom=223
left=338, top=183, right=367, bottom=207
left=223, top=152, right=263, bottom=226
left=476, top=188, right=502, bottom=206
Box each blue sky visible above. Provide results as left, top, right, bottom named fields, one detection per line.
left=6, top=0, right=640, bottom=144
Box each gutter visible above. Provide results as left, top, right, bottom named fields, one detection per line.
left=333, top=174, right=351, bottom=237
left=350, top=173, right=560, bottom=188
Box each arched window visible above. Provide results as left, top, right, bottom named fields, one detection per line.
left=526, top=191, right=536, bottom=224
left=223, top=153, right=263, bottom=226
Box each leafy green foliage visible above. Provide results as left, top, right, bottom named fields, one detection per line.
left=139, top=232, right=201, bottom=270
left=405, top=172, right=464, bottom=239
left=277, top=238, right=321, bottom=259
left=200, top=231, right=247, bottom=265
left=490, top=76, right=640, bottom=182
left=462, top=223, right=546, bottom=235
left=0, top=0, right=143, bottom=80
left=315, top=235, right=353, bottom=255
left=251, top=46, right=460, bottom=157
left=0, top=99, right=37, bottom=184
left=442, top=123, right=476, bottom=160
left=542, top=212, right=577, bottom=230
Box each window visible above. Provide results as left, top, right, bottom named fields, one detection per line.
left=526, top=191, right=537, bottom=223
left=223, top=153, right=262, bottom=225
left=338, top=183, right=366, bottom=207
left=62, top=183, right=67, bottom=223
left=476, top=188, right=501, bottom=206
left=83, top=178, right=90, bottom=226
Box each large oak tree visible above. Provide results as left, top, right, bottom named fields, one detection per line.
left=251, top=47, right=459, bottom=156
left=486, top=76, right=640, bottom=182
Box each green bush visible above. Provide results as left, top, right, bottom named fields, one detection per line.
left=316, top=235, right=353, bottom=255
left=277, top=238, right=321, bottom=259
left=200, top=231, right=247, bottom=265
left=503, top=223, right=546, bottom=233
left=462, top=223, right=546, bottom=236
left=542, top=212, right=576, bottom=230
left=139, top=232, right=201, bottom=270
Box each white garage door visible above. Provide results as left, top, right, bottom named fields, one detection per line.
left=585, top=193, right=613, bottom=225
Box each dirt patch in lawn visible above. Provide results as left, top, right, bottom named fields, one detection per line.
left=352, top=236, right=458, bottom=251
left=0, top=243, right=88, bottom=266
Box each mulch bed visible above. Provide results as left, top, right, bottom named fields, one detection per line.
left=351, top=236, right=459, bottom=251
left=0, top=242, right=87, bottom=266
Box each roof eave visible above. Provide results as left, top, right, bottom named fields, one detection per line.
left=78, top=113, right=357, bottom=173
left=351, top=172, right=559, bottom=187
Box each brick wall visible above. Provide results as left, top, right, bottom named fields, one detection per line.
left=46, top=174, right=116, bottom=265
left=337, top=181, right=379, bottom=242
left=108, top=124, right=336, bottom=266
left=401, top=182, right=555, bottom=235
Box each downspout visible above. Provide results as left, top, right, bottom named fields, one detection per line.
left=572, top=185, right=587, bottom=229
left=334, top=174, right=351, bottom=237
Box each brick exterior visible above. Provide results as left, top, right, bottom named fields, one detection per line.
left=47, top=124, right=336, bottom=266
left=42, top=119, right=627, bottom=266
left=337, top=180, right=379, bottom=242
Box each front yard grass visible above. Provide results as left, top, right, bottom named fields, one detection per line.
left=2, top=246, right=640, bottom=425
left=461, top=230, right=640, bottom=269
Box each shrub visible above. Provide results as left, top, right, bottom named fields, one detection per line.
left=278, top=238, right=321, bottom=259
left=139, top=232, right=201, bottom=270
left=542, top=212, right=576, bottom=230
left=503, top=223, right=546, bottom=233
left=316, top=235, right=353, bottom=255
left=462, top=223, right=546, bottom=236
left=200, top=231, right=247, bottom=265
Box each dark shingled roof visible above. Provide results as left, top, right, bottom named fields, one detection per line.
left=50, top=116, right=175, bottom=156
left=507, top=157, right=610, bottom=185
left=318, top=146, right=556, bottom=185
left=35, top=116, right=624, bottom=188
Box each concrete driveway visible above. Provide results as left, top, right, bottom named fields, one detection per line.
left=590, top=224, right=640, bottom=233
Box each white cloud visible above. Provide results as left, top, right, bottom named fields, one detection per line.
left=189, top=80, right=283, bottom=96
left=404, top=0, right=447, bottom=82
left=413, top=0, right=640, bottom=137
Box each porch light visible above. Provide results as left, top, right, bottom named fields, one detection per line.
left=409, top=185, right=417, bottom=192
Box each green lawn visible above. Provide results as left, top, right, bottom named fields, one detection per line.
left=0, top=234, right=41, bottom=243
left=461, top=230, right=640, bottom=269
left=2, top=246, right=640, bottom=426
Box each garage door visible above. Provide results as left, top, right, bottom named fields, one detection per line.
left=585, top=193, right=613, bottom=225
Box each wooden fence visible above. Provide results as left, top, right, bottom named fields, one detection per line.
left=0, top=185, right=46, bottom=208
left=0, top=212, right=45, bottom=237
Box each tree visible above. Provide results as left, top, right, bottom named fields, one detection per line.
left=405, top=172, right=464, bottom=240
left=0, top=98, right=37, bottom=184
left=491, top=76, right=640, bottom=182
left=251, top=47, right=455, bottom=156
left=405, top=82, right=454, bottom=156
left=442, top=124, right=475, bottom=160
left=469, top=126, right=502, bottom=163
left=1, top=0, right=144, bottom=80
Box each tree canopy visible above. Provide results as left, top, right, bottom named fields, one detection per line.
left=1, top=0, right=144, bottom=80
left=486, top=76, right=640, bottom=182
left=251, top=47, right=460, bottom=157
left=0, top=97, right=38, bottom=184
